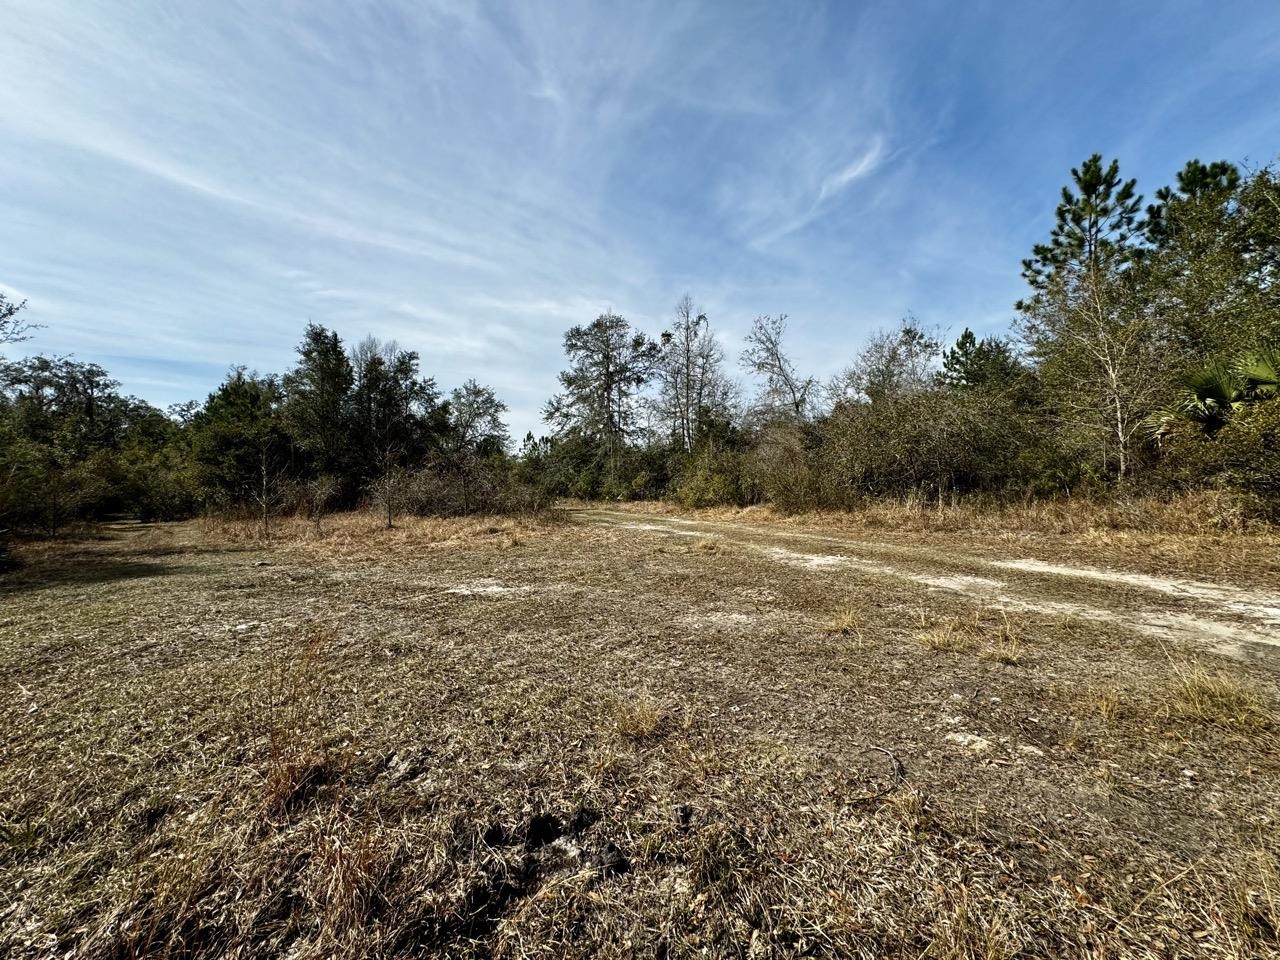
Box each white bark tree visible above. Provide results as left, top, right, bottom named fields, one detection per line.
left=1023, top=266, right=1172, bottom=478
left=655, top=295, right=735, bottom=454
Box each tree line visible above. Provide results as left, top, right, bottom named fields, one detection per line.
left=0, top=317, right=528, bottom=547
left=528, top=155, right=1279, bottom=515
left=2, top=153, right=1278, bottom=551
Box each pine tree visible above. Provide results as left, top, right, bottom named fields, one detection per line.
left=1019, top=154, right=1143, bottom=306
left=1144, top=158, right=1240, bottom=246
left=282, top=323, right=355, bottom=485
left=1140, top=160, right=1276, bottom=360
left=1018, top=156, right=1170, bottom=479
left=544, top=313, right=659, bottom=482
left=939, top=329, right=1025, bottom=392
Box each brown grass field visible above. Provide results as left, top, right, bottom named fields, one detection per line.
left=1, top=503, right=1278, bottom=958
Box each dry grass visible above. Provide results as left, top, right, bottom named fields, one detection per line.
left=612, top=696, right=671, bottom=741
left=200, top=509, right=554, bottom=561
left=2, top=509, right=1279, bottom=958
left=916, top=620, right=979, bottom=653
left=1167, top=661, right=1275, bottom=731
left=1096, top=686, right=1123, bottom=724
left=821, top=607, right=863, bottom=636
left=615, top=488, right=1271, bottom=536
left=915, top=610, right=1026, bottom=663
left=984, top=614, right=1025, bottom=666
left=1234, top=847, right=1280, bottom=947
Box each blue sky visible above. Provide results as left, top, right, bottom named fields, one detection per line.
left=3, top=1, right=1279, bottom=438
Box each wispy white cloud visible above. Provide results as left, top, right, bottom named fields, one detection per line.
left=818, top=138, right=886, bottom=203
left=743, top=134, right=890, bottom=245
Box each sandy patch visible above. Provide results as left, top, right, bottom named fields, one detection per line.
left=918, top=574, right=1007, bottom=592
left=755, top=542, right=1279, bottom=660
left=616, top=522, right=705, bottom=538
left=992, top=559, right=1280, bottom=623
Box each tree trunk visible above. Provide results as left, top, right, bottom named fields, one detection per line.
left=1114, top=394, right=1128, bottom=479
left=259, top=459, right=270, bottom=540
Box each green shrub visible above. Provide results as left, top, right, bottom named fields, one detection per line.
left=675, top=450, right=745, bottom=507
left=1216, top=400, right=1280, bottom=517
left=1160, top=398, right=1280, bottom=519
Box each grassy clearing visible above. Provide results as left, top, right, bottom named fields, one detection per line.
left=2, top=509, right=1279, bottom=958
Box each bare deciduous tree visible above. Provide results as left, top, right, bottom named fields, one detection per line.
left=655, top=295, right=735, bottom=454
left=301, top=475, right=339, bottom=533
left=829, top=318, right=941, bottom=405
left=248, top=443, right=291, bottom=539
left=368, top=467, right=412, bottom=529
left=0, top=293, right=34, bottom=349
left=740, top=315, right=816, bottom=423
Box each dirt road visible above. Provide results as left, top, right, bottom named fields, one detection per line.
left=577, top=507, right=1280, bottom=665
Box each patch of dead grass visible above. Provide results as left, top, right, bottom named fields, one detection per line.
left=1167, top=661, right=1274, bottom=731
left=821, top=607, right=863, bottom=637
left=201, top=509, right=558, bottom=563
left=916, top=620, right=979, bottom=653
left=1095, top=686, right=1123, bottom=724
left=915, top=609, right=1027, bottom=662
left=983, top=613, right=1025, bottom=665
left=1232, top=846, right=1280, bottom=946
left=612, top=696, right=673, bottom=742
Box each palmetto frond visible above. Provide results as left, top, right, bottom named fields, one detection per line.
left=1236, top=346, right=1280, bottom=401
left=1147, top=363, right=1244, bottom=439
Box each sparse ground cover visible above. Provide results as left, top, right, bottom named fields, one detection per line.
left=1, top=506, right=1278, bottom=958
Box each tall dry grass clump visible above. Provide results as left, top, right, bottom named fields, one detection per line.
left=1166, top=660, right=1274, bottom=732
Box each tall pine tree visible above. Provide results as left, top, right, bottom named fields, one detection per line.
left=1018, top=154, right=1143, bottom=308
left=544, top=313, right=659, bottom=483
left=282, top=323, right=355, bottom=486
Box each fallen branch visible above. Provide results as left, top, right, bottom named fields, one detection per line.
left=850, top=745, right=908, bottom=802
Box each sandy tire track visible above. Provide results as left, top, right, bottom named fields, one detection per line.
left=578, top=508, right=1280, bottom=664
